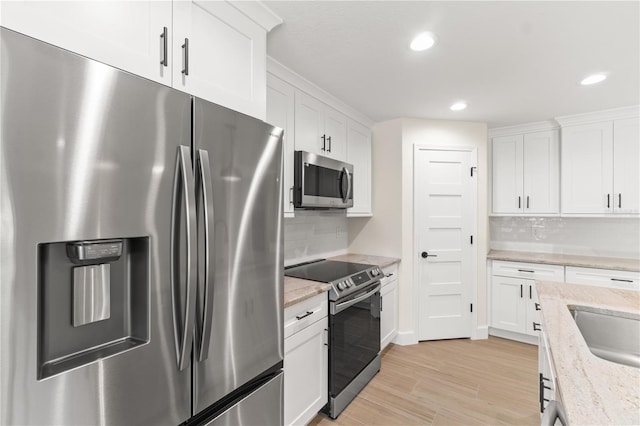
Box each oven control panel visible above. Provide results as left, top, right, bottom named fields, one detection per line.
left=331, top=266, right=382, bottom=300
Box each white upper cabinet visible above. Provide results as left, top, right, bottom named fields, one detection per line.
left=173, top=0, right=268, bottom=119
left=1, top=0, right=280, bottom=119
left=347, top=120, right=372, bottom=217
left=266, top=74, right=295, bottom=218
left=294, top=90, right=347, bottom=162
left=0, top=1, right=173, bottom=85
left=492, top=134, right=523, bottom=214
left=561, top=122, right=613, bottom=214
left=491, top=128, right=559, bottom=215
left=613, top=117, right=640, bottom=214
left=558, top=107, right=639, bottom=216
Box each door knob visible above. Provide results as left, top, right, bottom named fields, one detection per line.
left=421, top=251, right=437, bottom=258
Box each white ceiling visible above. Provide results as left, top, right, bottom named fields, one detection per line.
left=265, top=1, right=640, bottom=128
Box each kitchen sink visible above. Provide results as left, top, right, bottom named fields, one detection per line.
left=569, top=306, right=640, bottom=368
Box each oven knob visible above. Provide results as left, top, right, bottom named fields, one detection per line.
left=346, top=280, right=353, bottom=288
left=337, top=282, right=346, bottom=291
left=371, top=268, right=380, bottom=277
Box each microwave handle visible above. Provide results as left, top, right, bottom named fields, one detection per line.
left=342, top=167, right=352, bottom=203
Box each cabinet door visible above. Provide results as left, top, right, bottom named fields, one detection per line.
left=284, top=317, right=328, bottom=426
left=346, top=120, right=372, bottom=217
left=267, top=74, right=296, bottom=218
left=173, top=0, right=266, bottom=119
left=324, top=107, right=347, bottom=161
left=613, top=117, right=640, bottom=214
left=492, top=135, right=523, bottom=214
left=0, top=1, right=172, bottom=85
left=523, top=130, right=559, bottom=214
left=491, top=276, right=526, bottom=333
left=561, top=122, right=613, bottom=214
left=294, top=90, right=326, bottom=155
left=525, top=283, right=541, bottom=336
left=380, top=280, right=398, bottom=350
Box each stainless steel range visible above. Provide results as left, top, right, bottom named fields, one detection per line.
left=285, top=259, right=383, bottom=418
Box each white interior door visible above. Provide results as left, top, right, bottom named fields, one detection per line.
left=414, top=147, right=475, bottom=341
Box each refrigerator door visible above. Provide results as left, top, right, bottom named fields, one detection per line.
left=0, top=29, right=192, bottom=425
left=193, top=99, right=284, bottom=414
left=204, top=372, right=284, bottom=426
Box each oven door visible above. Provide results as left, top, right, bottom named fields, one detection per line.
left=294, top=151, right=353, bottom=208
left=328, top=282, right=381, bottom=397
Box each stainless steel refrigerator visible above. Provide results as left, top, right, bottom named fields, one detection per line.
left=0, top=28, right=284, bottom=425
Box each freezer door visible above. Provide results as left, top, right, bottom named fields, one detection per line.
left=0, top=29, right=192, bottom=425
left=193, top=99, right=284, bottom=413
left=204, top=373, right=283, bottom=426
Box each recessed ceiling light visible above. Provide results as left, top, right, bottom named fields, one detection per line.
left=581, top=73, right=607, bottom=85
left=450, top=102, right=467, bottom=111
left=410, top=32, right=436, bottom=51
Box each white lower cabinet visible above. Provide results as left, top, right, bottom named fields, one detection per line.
left=284, top=293, right=328, bottom=426
left=380, top=264, right=399, bottom=350
left=490, top=261, right=563, bottom=338
left=565, top=266, right=640, bottom=291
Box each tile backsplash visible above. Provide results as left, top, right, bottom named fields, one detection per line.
left=284, top=210, right=348, bottom=265
left=490, top=217, right=640, bottom=258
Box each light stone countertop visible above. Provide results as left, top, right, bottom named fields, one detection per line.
left=283, top=276, right=331, bottom=308
left=536, top=281, right=640, bottom=425
left=283, top=253, right=401, bottom=308
left=488, top=249, right=640, bottom=272
left=328, top=253, right=400, bottom=269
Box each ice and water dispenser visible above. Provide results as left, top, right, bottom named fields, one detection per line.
left=37, top=237, right=149, bottom=379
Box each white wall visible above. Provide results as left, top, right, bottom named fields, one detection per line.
left=284, top=210, right=348, bottom=265
left=490, top=216, right=640, bottom=258
left=349, top=118, right=488, bottom=344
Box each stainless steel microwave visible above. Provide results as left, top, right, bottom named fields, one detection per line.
left=293, top=151, right=354, bottom=209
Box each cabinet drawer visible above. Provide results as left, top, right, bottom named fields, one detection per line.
left=565, top=266, right=640, bottom=291
left=492, top=260, right=564, bottom=281
left=381, top=263, right=398, bottom=288
left=284, top=292, right=328, bottom=339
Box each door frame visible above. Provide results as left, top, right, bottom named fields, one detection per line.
left=412, top=144, right=478, bottom=340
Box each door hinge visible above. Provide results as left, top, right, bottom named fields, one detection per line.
left=471, top=166, right=477, bottom=177
left=470, top=235, right=473, bottom=245
left=470, top=303, right=473, bottom=313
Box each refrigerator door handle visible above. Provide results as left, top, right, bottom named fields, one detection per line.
left=171, top=145, right=197, bottom=371
left=196, top=149, right=215, bottom=361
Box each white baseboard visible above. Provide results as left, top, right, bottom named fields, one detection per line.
left=489, top=327, right=538, bottom=345
left=472, top=325, right=489, bottom=340
left=392, top=330, right=418, bottom=346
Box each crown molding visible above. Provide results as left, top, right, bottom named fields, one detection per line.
left=228, top=1, right=283, bottom=32
left=267, top=56, right=375, bottom=128
left=489, top=120, right=558, bottom=138
left=555, top=105, right=640, bottom=127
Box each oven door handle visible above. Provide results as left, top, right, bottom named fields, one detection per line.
left=332, top=283, right=381, bottom=315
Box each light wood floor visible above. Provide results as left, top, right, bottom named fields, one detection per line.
left=310, top=336, right=539, bottom=426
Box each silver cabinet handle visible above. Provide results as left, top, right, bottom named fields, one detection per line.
left=196, top=149, right=215, bottom=362
left=321, top=134, right=326, bottom=151
left=182, top=38, right=189, bottom=76
left=289, top=187, right=293, bottom=205
left=619, top=193, right=622, bottom=209
left=526, top=195, right=530, bottom=209
left=171, top=146, right=197, bottom=371
left=518, top=269, right=534, bottom=273
left=327, top=136, right=332, bottom=153
left=518, top=196, right=521, bottom=209
left=611, top=278, right=633, bottom=283
left=160, top=27, right=168, bottom=66
left=607, top=193, right=610, bottom=208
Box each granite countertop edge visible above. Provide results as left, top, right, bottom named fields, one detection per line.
left=487, top=249, right=640, bottom=272
left=536, top=281, right=640, bottom=425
